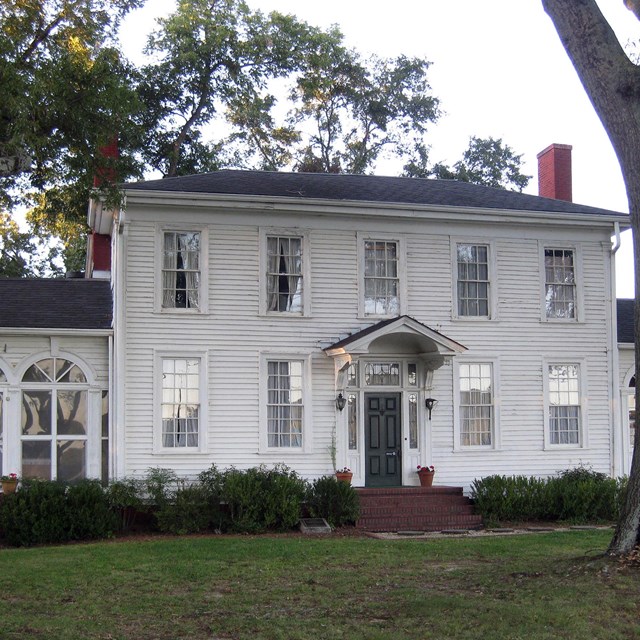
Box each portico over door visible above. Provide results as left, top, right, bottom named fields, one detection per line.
left=365, top=393, right=401, bottom=487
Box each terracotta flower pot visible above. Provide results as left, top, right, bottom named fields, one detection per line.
left=336, top=472, right=353, bottom=484
left=1, top=480, right=17, bottom=495
left=417, top=471, right=434, bottom=487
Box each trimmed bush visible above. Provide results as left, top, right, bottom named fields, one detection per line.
left=156, top=484, right=213, bottom=535
left=223, top=464, right=307, bottom=533
left=471, top=466, right=626, bottom=526
left=106, top=477, right=145, bottom=531
left=0, top=480, right=116, bottom=547
left=306, top=476, right=360, bottom=527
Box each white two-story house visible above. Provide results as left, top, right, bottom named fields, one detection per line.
left=0, top=144, right=631, bottom=490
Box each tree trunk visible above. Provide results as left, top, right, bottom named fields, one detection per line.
left=541, top=0, right=640, bottom=554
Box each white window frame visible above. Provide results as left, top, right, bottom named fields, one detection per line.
left=259, top=352, right=312, bottom=454
left=539, top=243, right=583, bottom=322
left=153, top=351, right=208, bottom=454
left=451, top=239, right=496, bottom=320
left=259, top=228, right=311, bottom=317
left=17, top=353, right=102, bottom=481
left=155, top=226, right=209, bottom=314
left=543, top=359, right=588, bottom=449
left=358, top=232, right=407, bottom=318
left=453, top=358, right=501, bottom=451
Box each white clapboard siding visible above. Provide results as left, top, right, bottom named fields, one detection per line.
left=117, top=201, right=619, bottom=487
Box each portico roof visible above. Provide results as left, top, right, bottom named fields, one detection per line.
left=324, top=316, right=467, bottom=360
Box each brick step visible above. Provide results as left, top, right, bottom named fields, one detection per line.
left=356, top=515, right=484, bottom=532
left=358, top=497, right=472, bottom=509
left=354, top=486, right=483, bottom=532
left=357, top=486, right=464, bottom=497
left=359, top=505, right=476, bottom=517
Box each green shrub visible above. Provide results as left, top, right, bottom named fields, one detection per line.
left=106, top=478, right=145, bottom=531
left=306, top=476, right=360, bottom=527
left=471, top=466, right=626, bottom=526
left=0, top=480, right=116, bottom=547
left=156, top=484, right=213, bottom=535
left=144, top=468, right=179, bottom=508
left=222, top=464, right=307, bottom=533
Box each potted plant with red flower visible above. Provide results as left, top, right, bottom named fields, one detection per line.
left=1, top=473, right=19, bottom=495
left=416, top=465, right=435, bottom=487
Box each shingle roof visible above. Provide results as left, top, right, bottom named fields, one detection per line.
left=618, top=299, right=635, bottom=344
left=125, top=169, right=627, bottom=218
left=0, top=279, right=112, bottom=330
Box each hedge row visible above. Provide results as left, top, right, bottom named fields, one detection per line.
left=0, top=465, right=360, bottom=547
left=471, top=467, right=627, bottom=526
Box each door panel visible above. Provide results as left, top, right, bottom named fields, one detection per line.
left=365, top=393, right=401, bottom=487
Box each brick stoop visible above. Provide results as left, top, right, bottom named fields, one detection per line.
left=355, top=486, right=483, bottom=532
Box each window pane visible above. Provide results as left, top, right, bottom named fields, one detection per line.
left=545, top=249, right=576, bottom=319
left=409, top=393, right=418, bottom=449
left=266, top=236, right=303, bottom=313
left=266, top=360, right=304, bottom=448
left=22, top=440, right=51, bottom=480
left=162, top=231, right=200, bottom=309
left=548, top=364, right=580, bottom=444
left=457, top=244, right=490, bottom=317
left=57, top=390, right=87, bottom=435
left=23, top=359, right=54, bottom=382
left=364, top=240, right=400, bottom=316
left=22, top=390, right=52, bottom=436
left=364, top=363, right=400, bottom=386
left=161, top=358, right=200, bottom=447
left=348, top=394, right=357, bottom=450
left=57, top=440, right=86, bottom=482
left=459, top=363, right=493, bottom=446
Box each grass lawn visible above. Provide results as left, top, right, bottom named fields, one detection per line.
left=0, top=529, right=638, bottom=640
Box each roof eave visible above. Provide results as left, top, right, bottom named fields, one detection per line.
left=123, top=189, right=629, bottom=228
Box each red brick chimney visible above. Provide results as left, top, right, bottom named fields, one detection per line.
left=87, top=138, right=118, bottom=278
left=537, top=143, right=572, bottom=202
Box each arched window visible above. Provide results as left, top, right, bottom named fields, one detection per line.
left=21, top=357, right=89, bottom=481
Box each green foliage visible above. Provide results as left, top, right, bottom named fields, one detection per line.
left=0, top=212, right=58, bottom=277
left=471, top=466, right=626, bottom=526
left=143, top=467, right=179, bottom=508
left=222, top=464, right=307, bottom=533
left=105, top=477, right=144, bottom=531
left=425, top=136, right=531, bottom=191
left=306, top=475, right=360, bottom=527
left=156, top=484, right=213, bottom=535
left=0, top=480, right=116, bottom=547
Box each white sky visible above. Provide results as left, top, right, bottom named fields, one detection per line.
left=120, top=0, right=637, bottom=297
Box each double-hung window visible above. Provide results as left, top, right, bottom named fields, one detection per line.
left=162, top=231, right=201, bottom=310
left=161, top=358, right=201, bottom=449
left=266, top=360, right=304, bottom=448
left=548, top=364, right=581, bottom=445
left=459, top=363, right=494, bottom=446
left=544, top=248, right=576, bottom=319
left=456, top=243, right=490, bottom=317
left=363, top=239, right=400, bottom=316
left=266, top=235, right=303, bottom=313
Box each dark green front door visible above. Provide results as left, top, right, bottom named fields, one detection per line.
left=365, top=393, right=401, bottom=487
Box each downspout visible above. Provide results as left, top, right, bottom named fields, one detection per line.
left=114, top=202, right=128, bottom=478
left=610, top=222, right=622, bottom=477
